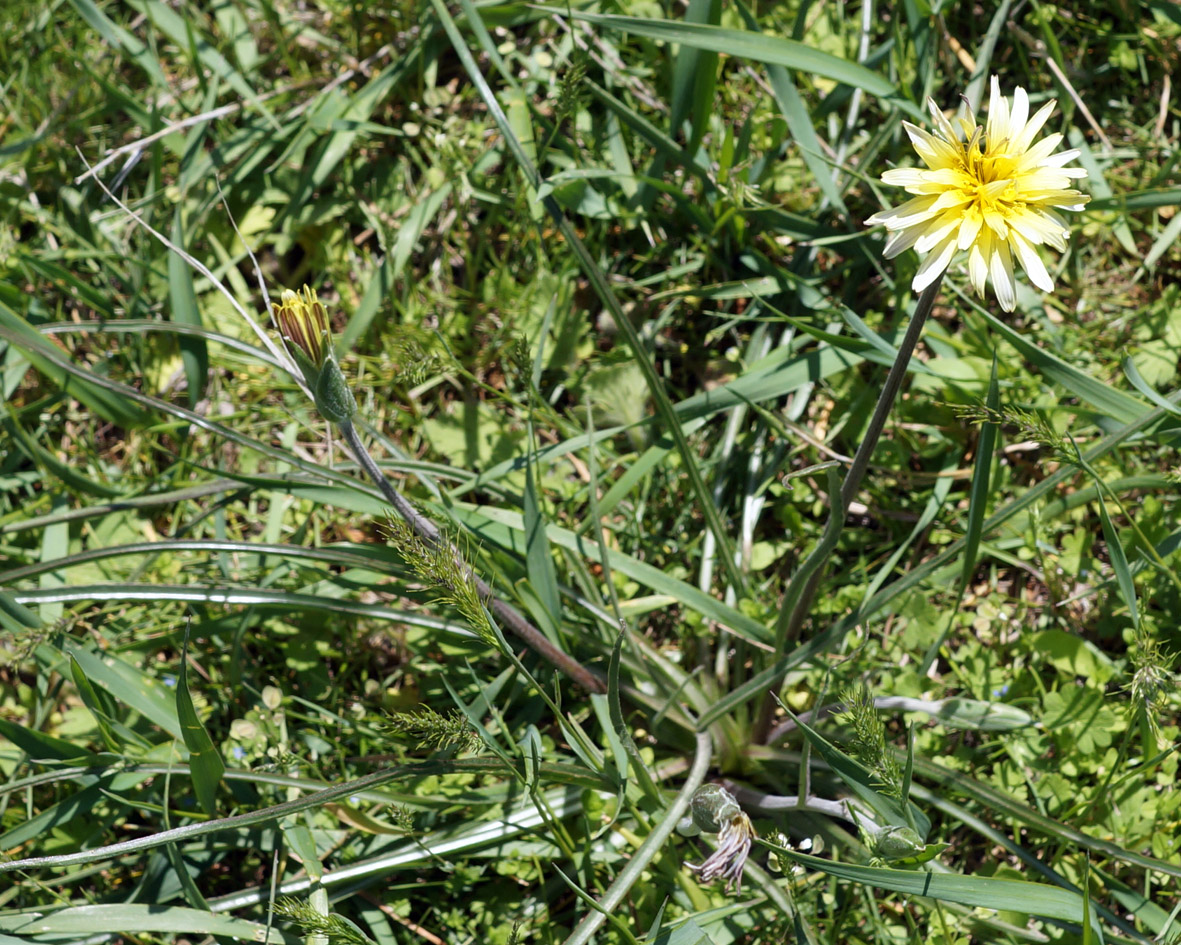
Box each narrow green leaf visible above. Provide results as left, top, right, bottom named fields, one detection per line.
left=0, top=779, right=108, bottom=853
left=64, top=0, right=170, bottom=87
left=16, top=585, right=478, bottom=642
left=1087, top=187, right=1181, bottom=213
left=736, top=1, right=847, bottom=215
left=2, top=414, right=125, bottom=498
left=446, top=503, right=771, bottom=646
left=860, top=460, right=953, bottom=609
left=431, top=0, right=748, bottom=593
left=0, top=718, right=99, bottom=764
left=606, top=632, right=660, bottom=800
left=0, top=903, right=292, bottom=943
left=164, top=839, right=210, bottom=911
left=584, top=81, right=717, bottom=191
left=962, top=353, right=1000, bottom=587
left=523, top=446, right=561, bottom=635
left=340, top=185, right=450, bottom=354
left=1122, top=356, right=1181, bottom=416
left=176, top=629, right=225, bottom=816
left=909, top=753, right=1181, bottom=880
left=670, top=0, right=720, bottom=154
left=1095, top=490, right=1138, bottom=631
left=280, top=816, right=324, bottom=882
left=556, top=10, right=902, bottom=101
left=122, top=0, right=277, bottom=128
left=1142, top=200, right=1181, bottom=269
left=0, top=304, right=150, bottom=429
left=774, top=846, right=1100, bottom=936
left=169, top=209, right=207, bottom=407
left=69, top=655, right=122, bottom=752
left=851, top=399, right=1177, bottom=631
left=1082, top=858, right=1094, bottom=945
left=64, top=643, right=185, bottom=740
left=1068, top=129, right=1135, bottom=255
left=0, top=589, right=41, bottom=632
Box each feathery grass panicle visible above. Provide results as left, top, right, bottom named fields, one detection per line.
left=867, top=76, right=1089, bottom=311
left=838, top=684, right=902, bottom=797
left=379, top=706, right=485, bottom=756
left=272, top=897, right=375, bottom=945
left=1129, top=629, right=1176, bottom=749
left=384, top=515, right=497, bottom=647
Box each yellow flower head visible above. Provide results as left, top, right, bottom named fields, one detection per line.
left=866, top=77, right=1089, bottom=312
left=272, top=285, right=328, bottom=369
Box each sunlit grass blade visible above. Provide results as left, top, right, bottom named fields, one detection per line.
left=669, top=0, right=720, bottom=155
left=13, top=586, right=482, bottom=642
left=122, top=0, right=277, bottom=128
left=339, top=185, right=452, bottom=355
left=908, top=753, right=1181, bottom=880
left=0, top=903, right=289, bottom=943
left=735, top=1, right=847, bottom=216
left=523, top=439, right=562, bottom=637
left=967, top=296, right=1146, bottom=424
left=851, top=395, right=1179, bottom=629
left=445, top=502, right=771, bottom=646
left=68, top=655, right=126, bottom=752
left=1122, top=356, right=1181, bottom=416
left=551, top=10, right=906, bottom=105
left=768, top=843, right=1103, bottom=940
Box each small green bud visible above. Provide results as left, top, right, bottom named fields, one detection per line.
left=686, top=782, right=743, bottom=835
left=871, top=825, right=925, bottom=860
left=315, top=356, right=357, bottom=424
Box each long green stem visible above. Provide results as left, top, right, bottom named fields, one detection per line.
left=337, top=418, right=606, bottom=693
left=754, top=276, right=944, bottom=742
left=562, top=731, right=713, bottom=945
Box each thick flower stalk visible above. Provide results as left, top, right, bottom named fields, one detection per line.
left=867, top=76, right=1089, bottom=311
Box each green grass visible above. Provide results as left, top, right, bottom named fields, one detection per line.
left=1, top=1, right=1180, bottom=943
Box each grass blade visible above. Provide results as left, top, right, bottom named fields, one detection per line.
left=554, top=10, right=907, bottom=105
left=176, top=627, right=225, bottom=816
left=961, top=352, right=1000, bottom=588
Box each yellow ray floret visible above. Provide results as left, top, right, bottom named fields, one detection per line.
left=866, top=76, right=1089, bottom=312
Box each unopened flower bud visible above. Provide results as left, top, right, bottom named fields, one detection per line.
left=273, top=286, right=329, bottom=374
